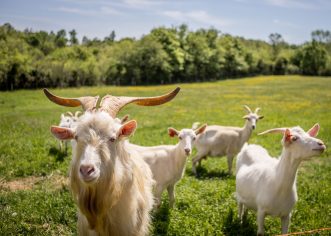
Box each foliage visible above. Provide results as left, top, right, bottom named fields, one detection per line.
left=0, top=76, right=330, bottom=235
left=0, top=23, right=331, bottom=90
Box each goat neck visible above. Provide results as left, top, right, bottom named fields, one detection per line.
left=173, top=143, right=189, bottom=171
left=275, top=148, right=301, bottom=195
left=240, top=120, right=254, bottom=141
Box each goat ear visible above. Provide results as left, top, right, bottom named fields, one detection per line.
left=168, top=128, right=179, bottom=137
left=118, top=120, right=137, bottom=138
left=242, top=115, right=249, bottom=119
left=307, top=123, right=320, bottom=137
left=195, top=124, right=207, bottom=135
left=51, top=126, right=74, bottom=140
left=258, top=116, right=264, bottom=120
left=284, top=129, right=292, bottom=143
left=61, top=114, right=65, bottom=119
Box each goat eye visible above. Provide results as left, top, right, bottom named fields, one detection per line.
left=109, top=137, right=116, bottom=143
left=193, top=137, right=196, bottom=141
left=179, top=136, right=182, bottom=140
left=74, top=135, right=78, bottom=141
left=292, top=136, right=298, bottom=141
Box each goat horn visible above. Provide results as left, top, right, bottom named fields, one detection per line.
left=43, top=88, right=99, bottom=111
left=243, top=105, right=252, bottom=114
left=75, top=111, right=82, bottom=117
left=254, top=107, right=261, bottom=114
left=99, top=87, right=180, bottom=118
left=65, top=111, right=74, bottom=117
left=258, top=128, right=287, bottom=135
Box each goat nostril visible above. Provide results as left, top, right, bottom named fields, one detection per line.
left=184, top=148, right=190, bottom=153
left=80, top=165, right=95, bottom=176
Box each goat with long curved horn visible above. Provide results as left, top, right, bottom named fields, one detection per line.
left=43, top=88, right=99, bottom=111
left=99, top=87, right=180, bottom=118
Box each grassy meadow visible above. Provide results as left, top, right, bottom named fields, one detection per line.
left=0, top=75, right=330, bottom=235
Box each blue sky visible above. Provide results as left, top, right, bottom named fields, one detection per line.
left=0, top=0, right=330, bottom=44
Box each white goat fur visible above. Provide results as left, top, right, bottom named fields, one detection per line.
left=54, top=111, right=154, bottom=236
left=127, top=125, right=206, bottom=208
left=192, top=106, right=263, bottom=175
left=236, top=124, right=325, bottom=235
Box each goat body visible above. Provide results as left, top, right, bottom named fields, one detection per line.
left=45, top=87, right=180, bottom=236
left=127, top=126, right=206, bottom=208
left=69, top=112, right=154, bottom=236
left=236, top=125, right=325, bottom=235
left=192, top=106, right=263, bottom=175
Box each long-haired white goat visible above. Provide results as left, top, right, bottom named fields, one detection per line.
left=236, top=124, right=326, bottom=235
left=192, top=105, right=263, bottom=175
left=127, top=124, right=207, bottom=208
left=44, top=87, right=180, bottom=236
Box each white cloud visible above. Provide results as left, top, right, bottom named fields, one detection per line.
left=265, top=0, right=318, bottom=10
left=100, top=6, right=121, bottom=15
left=121, top=0, right=163, bottom=9
left=56, top=7, right=95, bottom=16
left=272, top=18, right=300, bottom=29
left=55, top=6, right=121, bottom=16
left=163, top=10, right=230, bottom=27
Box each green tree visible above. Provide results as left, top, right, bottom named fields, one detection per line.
left=299, top=40, right=328, bottom=75
left=269, top=33, right=284, bottom=60
left=69, top=29, right=78, bottom=45
left=311, top=30, right=331, bottom=43
left=104, top=30, right=116, bottom=42
left=55, top=29, right=67, bottom=47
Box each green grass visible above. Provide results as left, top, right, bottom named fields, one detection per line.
left=0, top=75, right=330, bottom=235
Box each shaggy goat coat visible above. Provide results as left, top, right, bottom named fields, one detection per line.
left=69, top=112, right=154, bottom=236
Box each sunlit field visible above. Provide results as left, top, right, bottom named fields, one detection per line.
left=0, top=75, right=330, bottom=235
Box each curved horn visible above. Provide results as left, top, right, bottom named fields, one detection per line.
left=43, top=88, right=99, bottom=111
left=100, top=87, right=180, bottom=118
left=258, top=128, right=287, bottom=135
left=254, top=107, right=261, bottom=114
left=74, top=111, right=82, bottom=117
left=243, top=105, right=252, bottom=114
left=65, top=111, right=74, bottom=117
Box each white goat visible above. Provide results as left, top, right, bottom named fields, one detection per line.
left=58, top=111, right=81, bottom=153
left=192, top=105, right=264, bottom=175
left=236, top=124, right=326, bottom=235
left=44, top=87, right=180, bottom=236
left=127, top=124, right=207, bottom=208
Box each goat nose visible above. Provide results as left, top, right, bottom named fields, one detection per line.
left=252, top=125, right=256, bottom=130
left=80, top=164, right=95, bottom=177
left=184, top=148, right=191, bottom=154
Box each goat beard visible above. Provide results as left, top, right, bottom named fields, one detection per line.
left=75, top=169, right=125, bottom=230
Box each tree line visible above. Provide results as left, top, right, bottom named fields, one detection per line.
left=0, top=23, right=330, bottom=91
